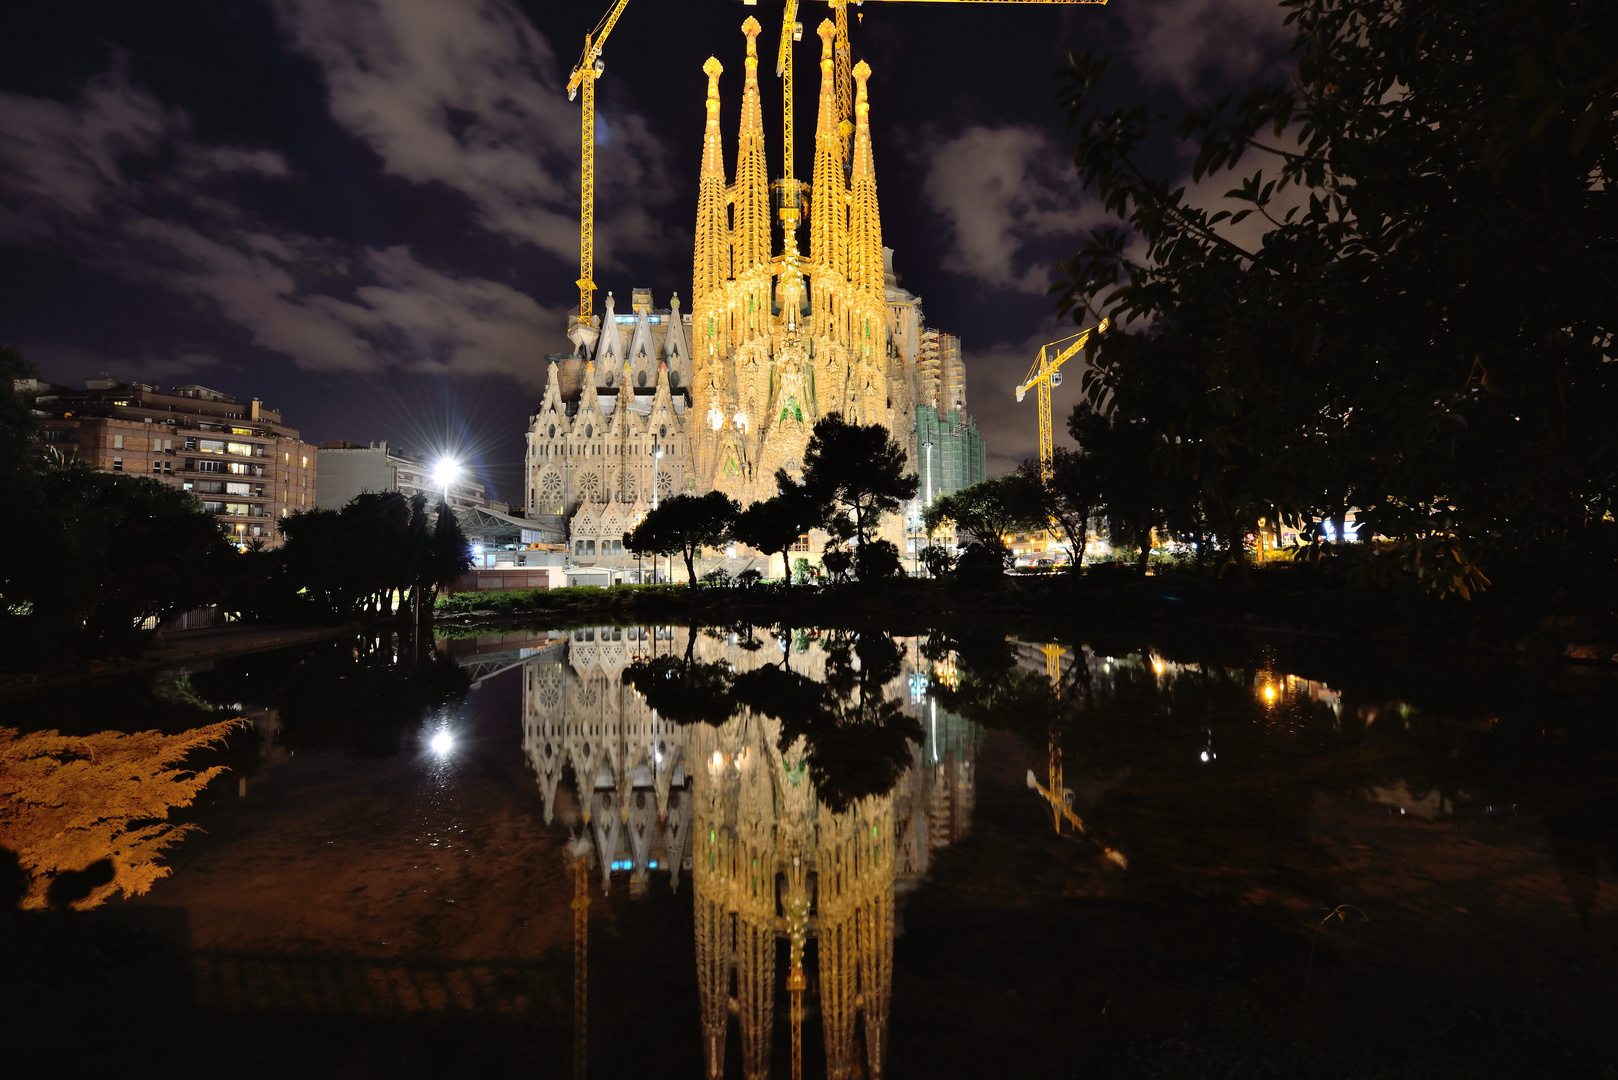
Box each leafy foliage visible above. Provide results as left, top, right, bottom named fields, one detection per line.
left=800, top=413, right=918, bottom=568
left=733, top=473, right=821, bottom=590
left=924, top=473, right=1047, bottom=577
left=270, top=491, right=472, bottom=619
left=0, top=719, right=242, bottom=909
left=624, top=491, right=740, bottom=590
left=1051, top=0, right=1618, bottom=595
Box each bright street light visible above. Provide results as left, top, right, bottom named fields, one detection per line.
left=432, top=458, right=460, bottom=503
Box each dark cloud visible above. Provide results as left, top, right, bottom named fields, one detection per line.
left=1113, top=0, right=1295, bottom=95
left=0, top=44, right=571, bottom=387
left=921, top=124, right=1107, bottom=295
left=270, top=0, right=679, bottom=268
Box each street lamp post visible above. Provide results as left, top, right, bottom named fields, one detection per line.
left=651, top=436, right=663, bottom=510
left=921, top=439, right=934, bottom=575
left=652, top=436, right=668, bottom=583
left=923, top=439, right=934, bottom=507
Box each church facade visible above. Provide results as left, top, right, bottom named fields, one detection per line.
left=524, top=17, right=986, bottom=565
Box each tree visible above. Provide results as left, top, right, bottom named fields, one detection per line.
left=420, top=500, right=474, bottom=613
left=625, top=491, right=740, bottom=591
left=4, top=452, right=237, bottom=664
left=0, top=719, right=242, bottom=909
left=1020, top=447, right=1097, bottom=571
left=1067, top=403, right=1177, bottom=574
left=800, top=413, right=918, bottom=563
left=733, top=470, right=821, bottom=593
left=925, top=473, right=1046, bottom=575
left=273, top=492, right=470, bottom=620
left=1052, top=0, right=1618, bottom=595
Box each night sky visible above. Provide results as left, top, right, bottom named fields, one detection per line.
left=0, top=1, right=1294, bottom=502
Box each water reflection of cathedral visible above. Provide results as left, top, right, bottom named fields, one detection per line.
left=520, top=625, right=978, bottom=1079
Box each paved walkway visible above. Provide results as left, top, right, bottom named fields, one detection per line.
left=143, top=623, right=359, bottom=665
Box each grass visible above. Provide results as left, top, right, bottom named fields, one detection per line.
left=434, top=583, right=686, bottom=617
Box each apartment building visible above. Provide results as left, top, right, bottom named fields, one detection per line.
left=26, top=379, right=317, bottom=546
left=315, top=440, right=499, bottom=513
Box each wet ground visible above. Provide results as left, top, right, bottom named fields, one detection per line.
left=3, top=623, right=1616, bottom=1078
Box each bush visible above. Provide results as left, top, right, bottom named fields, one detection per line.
left=433, top=583, right=681, bottom=617
left=856, top=539, right=903, bottom=583
left=955, top=542, right=1008, bottom=586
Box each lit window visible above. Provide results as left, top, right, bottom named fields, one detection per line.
left=113, top=434, right=124, bottom=450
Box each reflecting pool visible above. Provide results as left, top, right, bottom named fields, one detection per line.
left=3, top=622, right=1616, bottom=1078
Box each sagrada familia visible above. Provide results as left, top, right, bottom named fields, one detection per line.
left=524, top=18, right=986, bottom=558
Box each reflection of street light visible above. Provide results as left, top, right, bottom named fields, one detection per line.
left=433, top=458, right=460, bottom=504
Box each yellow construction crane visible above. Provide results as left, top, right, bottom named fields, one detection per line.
left=1015, top=318, right=1108, bottom=481
left=776, top=1, right=805, bottom=238
left=747, top=1, right=1107, bottom=156
left=566, top=0, right=632, bottom=330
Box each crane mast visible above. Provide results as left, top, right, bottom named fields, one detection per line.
left=822, top=0, right=1107, bottom=153
left=746, top=2, right=1106, bottom=157
left=776, top=0, right=804, bottom=245
left=567, top=0, right=631, bottom=329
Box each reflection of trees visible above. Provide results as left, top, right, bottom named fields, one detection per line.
left=0, top=719, right=240, bottom=909
left=624, top=623, right=924, bottom=812
left=193, top=631, right=469, bottom=757
left=621, top=654, right=736, bottom=729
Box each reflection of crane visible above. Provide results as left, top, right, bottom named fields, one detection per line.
left=749, top=0, right=1106, bottom=157
left=569, top=837, right=593, bottom=1080
left=1016, top=318, right=1108, bottom=482
left=566, top=0, right=631, bottom=329
left=1025, top=642, right=1128, bottom=867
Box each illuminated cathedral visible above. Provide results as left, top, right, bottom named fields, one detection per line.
left=524, top=17, right=984, bottom=557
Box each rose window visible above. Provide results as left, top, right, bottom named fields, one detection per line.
left=578, top=471, right=602, bottom=503
left=539, top=470, right=563, bottom=511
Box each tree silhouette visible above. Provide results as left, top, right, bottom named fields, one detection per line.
left=1020, top=448, right=1098, bottom=571
left=925, top=472, right=1046, bottom=575
left=733, top=472, right=820, bottom=593
left=625, top=491, right=739, bottom=591
left=800, top=413, right=918, bottom=555
left=1051, top=1, right=1618, bottom=592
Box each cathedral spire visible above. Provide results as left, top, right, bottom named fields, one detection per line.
left=850, top=61, right=884, bottom=303
left=597, top=292, right=624, bottom=376
left=808, top=20, right=846, bottom=283
left=733, top=17, right=771, bottom=275
left=693, top=57, right=728, bottom=310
